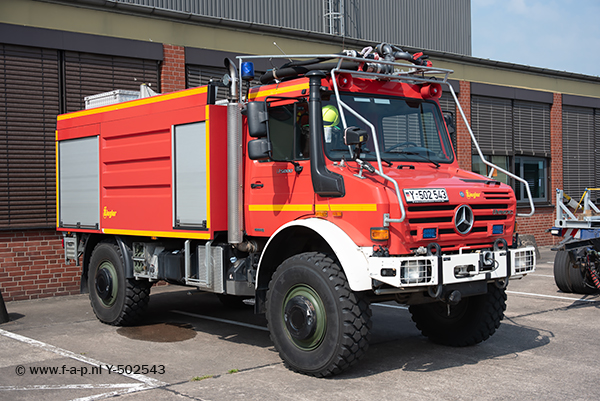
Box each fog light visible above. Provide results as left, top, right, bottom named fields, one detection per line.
left=371, top=227, right=389, bottom=241
left=492, top=224, right=504, bottom=235
left=423, top=228, right=437, bottom=239
left=380, top=268, right=396, bottom=277
left=454, top=264, right=476, bottom=278
left=400, top=260, right=432, bottom=284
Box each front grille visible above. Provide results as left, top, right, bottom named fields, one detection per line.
left=405, top=191, right=514, bottom=248
left=484, top=191, right=511, bottom=200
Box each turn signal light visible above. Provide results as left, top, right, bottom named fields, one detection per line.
left=370, top=227, right=389, bottom=242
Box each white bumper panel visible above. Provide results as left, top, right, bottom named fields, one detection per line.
left=367, top=246, right=536, bottom=289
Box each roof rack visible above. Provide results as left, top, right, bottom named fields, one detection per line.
left=237, top=53, right=453, bottom=89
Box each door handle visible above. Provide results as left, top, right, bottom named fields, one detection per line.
left=251, top=182, right=264, bottom=189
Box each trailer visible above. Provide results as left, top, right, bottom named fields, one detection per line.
left=550, top=188, right=600, bottom=294
left=57, top=43, right=536, bottom=377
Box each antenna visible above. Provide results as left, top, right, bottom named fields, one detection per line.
left=273, top=42, right=293, bottom=63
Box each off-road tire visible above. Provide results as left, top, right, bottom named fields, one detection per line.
left=88, top=242, right=152, bottom=326
left=266, top=252, right=372, bottom=377
left=554, top=250, right=596, bottom=294
left=409, top=283, right=506, bottom=346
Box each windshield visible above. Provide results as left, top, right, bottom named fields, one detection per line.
left=323, top=94, right=454, bottom=164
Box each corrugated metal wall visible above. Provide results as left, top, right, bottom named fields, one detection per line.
left=112, top=0, right=471, bottom=55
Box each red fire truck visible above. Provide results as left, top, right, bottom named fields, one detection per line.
left=56, top=43, right=536, bottom=377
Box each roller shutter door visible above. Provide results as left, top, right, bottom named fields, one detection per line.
left=64, top=51, right=160, bottom=112
left=563, top=106, right=595, bottom=200
left=470, top=95, right=512, bottom=156
left=186, top=65, right=228, bottom=101
left=513, top=100, right=551, bottom=157
left=0, top=44, right=60, bottom=229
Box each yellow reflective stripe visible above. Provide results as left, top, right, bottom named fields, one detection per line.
left=57, top=87, right=208, bottom=121
left=330, top=204, right=377, bottom=211
left=103, top=229, right=211, bottom=240
left=248, top=204, right=314, bottom=212
left=205, top=106, right=211, bottom=230
left=248, top=83, right=309, bottom=100
left=309, top=204, right=378, bottom=212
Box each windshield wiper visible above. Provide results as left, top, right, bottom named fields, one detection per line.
left=397, top=151, right=440, bottom=168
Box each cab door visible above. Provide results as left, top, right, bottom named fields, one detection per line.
left=245, top=101, right=315, bottom=236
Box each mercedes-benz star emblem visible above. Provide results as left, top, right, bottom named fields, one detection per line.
left=454, top=205, right=474, bottom=234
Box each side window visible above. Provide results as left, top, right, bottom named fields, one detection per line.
left=268, top=102, right=309, bottom=161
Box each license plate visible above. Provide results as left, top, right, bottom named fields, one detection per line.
left=403, top=188, right=448, bottom=203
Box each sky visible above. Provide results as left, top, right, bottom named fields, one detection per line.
left=471, top=0, right=600, bottom=77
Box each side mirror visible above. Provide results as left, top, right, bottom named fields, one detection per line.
left=443, top=112, right=455, bottom=136
left=248, top=138, right=271, bottom=160
left=247, top=101, right=268, bottom=138
left=344, top=126, right=369, bottom=146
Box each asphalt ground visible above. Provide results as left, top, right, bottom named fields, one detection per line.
left=1, top=246, right=599, bottom=401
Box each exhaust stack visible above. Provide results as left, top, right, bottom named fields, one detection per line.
left=225, top=58, right=243, bottom=244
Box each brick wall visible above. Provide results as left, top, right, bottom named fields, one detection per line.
left=0, top=230, right=80, bottom=302
left=456, top=80, right=472, bottom=171
left=160, top=44, right=186, bottom=93
left=516, top=207, right=556, bottom=246
left=550, top=93, right=563, bottom=199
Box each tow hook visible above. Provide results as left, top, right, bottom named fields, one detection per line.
left=446, top=290, right=462, bottom=305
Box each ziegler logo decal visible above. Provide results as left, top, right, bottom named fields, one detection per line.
left=103, top=206, right=117, bottom=219
left=465, top=190, right=481, bottom=199
left=277, top=168, right=294, bottom=174
left=493, top=209, right=513, bottom=215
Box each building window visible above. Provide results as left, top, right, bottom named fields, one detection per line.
left=472, top=155, right=510, bottom=185
left=470, top=95, right=551, bottom=204
left=515, top=156, right=547, bottom=202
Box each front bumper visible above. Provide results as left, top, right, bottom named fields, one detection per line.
left=367, top=246, right=536, bottom=290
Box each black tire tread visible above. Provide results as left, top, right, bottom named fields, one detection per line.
left=553, top=250, right=573, bottom=293
left=409, top=284, right=506, bottom=347
left=89, top=242, right=152, bottom=326
left=266, top=252, right=371, bottom=377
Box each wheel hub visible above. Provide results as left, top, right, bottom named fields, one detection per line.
left=95, top=266, right=114, bottom=302
left=284, top=295, right=317, bottom=341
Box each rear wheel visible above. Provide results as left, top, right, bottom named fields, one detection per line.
left=553, top=250, right=573, bottom=293
left=266, top=252, right=371, bottom=377
left=409, top=284, right=506, bottom=346
left=554, top=250, right=595, bottom=294
left=88, top=242, right=152, bottom=326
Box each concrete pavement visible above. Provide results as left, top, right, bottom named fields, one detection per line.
left=1, top=246, right=599, bottom=400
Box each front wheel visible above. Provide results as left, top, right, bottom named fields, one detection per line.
left=409, top=284, right=506, bottom=346
left=88, top=242, right=152, bottom=326
left=266, top=252, right=371, bottom=377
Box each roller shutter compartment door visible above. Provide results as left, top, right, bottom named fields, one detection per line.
left=0, top=45, right=60, bottom=229
left=64, top=51, right=160, bottom=112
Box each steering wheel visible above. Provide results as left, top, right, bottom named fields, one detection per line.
left=385, top=141, right=419, bottom=152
